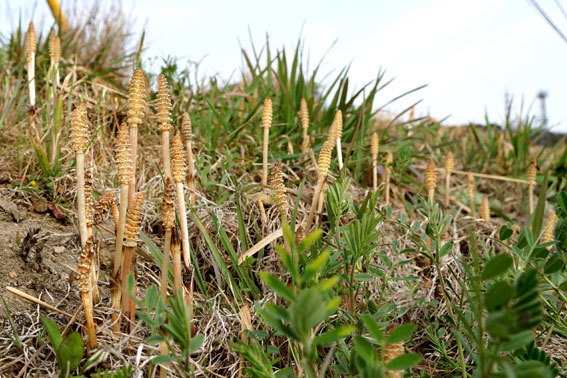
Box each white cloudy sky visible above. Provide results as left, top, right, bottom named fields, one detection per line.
left=3, top=0, right=567, bottom=132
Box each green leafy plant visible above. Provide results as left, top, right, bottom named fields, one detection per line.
left=40, top=317, right=84, bottom=378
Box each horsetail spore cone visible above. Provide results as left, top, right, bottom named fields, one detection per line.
left=371, top=132, right=379, bottom=191
left=542, top=211, right=557, bottom=245
left=114, top=124, right=132, bottom=278
left=127, top=68, right=146, bottom=205
left=271, top=159, right=288, bottom=222
left=181, top=113, right=196, bottom=205
left=172, top=133, right=191, bottom=268
left=261, top=97, right=272, bottom=186
left=305, top=140, right=334, bottom=233
left=331, top=110, right=343, bottom=170
left=444, top=151, right=454, bottom=208
left=527, top=157, right=537, bottom=214
left=480, top=195, right=490, bottom=221
left=425, top=160, right=437, bottom=204
left=48, top=29, right=61, bottom=87
left=300, top=98, right=311, bottom=155
left=157, top=74, right=173, bottom=181
left=24, top=22, right=36, bottom=107
left=70, top=104, right=89, bottom=248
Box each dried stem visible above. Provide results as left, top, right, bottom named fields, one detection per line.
left=172, top=133, right=191, bottom=268
left=261, top=97, right=272, bottom=186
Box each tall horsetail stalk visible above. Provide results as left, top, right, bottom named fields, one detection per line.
left=70, top=104, right=89, bottom=248
left=181, top=113, right=196, bottom=205
left=172, top=133, right=191, bottom=268
left=467, top=172, right=476, bottom=217
left=425, top=160, right=437, bottom=204
left=385, top=151, right=393, bottom=205
left=271, top=159, right=290, bottom=250
left=84, top=168, right=99, bottom=304
left=24, top=22, right=36, bottom=107
left=527, top=157, right=537, bottom=214
left=161, top=178, right=175, bottom=300
left=371, top=132, right=379, bottom=191
left=300, top=98, right=311, bottom=163
left=332, top=110, right=343, bottom=171
left=157, top=74, right=173, bottom=181
left=78, top=237, right=97, bottom=350
left=304, top=140, right=334, bottom=233
left=261, top=97, right=272, bottom=186
left=48, top=29, right=61, bottom=88
left=170, top=227, right=183, bottom=292
left=127, top=68, right=146, bottom=205
left=444, top=151, right=454, bottom=208
left=121, top=192, right=145, bottom=331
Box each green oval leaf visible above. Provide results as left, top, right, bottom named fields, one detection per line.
left=385, top=353, right=422, bottom=370
left=544, top=254, right=564, bottom=274
left=484, top=281, right=513, bottom=310
left=482, top=254, right=513, bottom=280
left=59, top=331, right=84, bottom=374
left=386, top=323, right=416, bottom=345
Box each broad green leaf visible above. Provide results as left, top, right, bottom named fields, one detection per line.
left=362, top=314, right=383, bottom=344
left=313, top=325, right=356, bottom=346
left=439, top=241, right=453, bottom=259
left=482, top=254, right=513, bottom=280
left=59, top=332, right=84, bottom=375
left=499, top=225, right=513, bottom=241
left=543, top=255, right=564, bottom=274
left=485, top=281, right=513, bottom=310
left=302, top=249, right=330, bottom=282
left=385, top=353, right=422, bottom=370
left=189, top=334, right=205, bottom=353
left=501, top=330, right=534, bottom=351
left=146, top=335, right=165, bottom=344
left=258, top=272, right=294, bottom=302
left=41, top=317, right=63, bottom=352
left=386, top=323, right=416, bottom=345
left=145, top=285, right=159, bottom=310
left=152, top=355, right=176, bottom=364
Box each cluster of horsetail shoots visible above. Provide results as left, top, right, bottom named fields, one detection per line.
left=371, top=132, right=379, bottom=191
left=24, top=22, right=36, bottom=107
left=527, top=157, right=537, bottom=213
left=304, top=139, right=334, bottom=233
left=121, top=192, right=145, bottom=330
left=78, top=238, right=97, bottom=349
left=425, top=160, right=437, bottom=204
left=444, top=151, right=454, bottom=208
left=385, top=151, right=393, bottom=205
left=172, top=133, right=191, bottom=268
left=48, top=29, right=61, bottom=87
left=127, top=68, right=146, bottom=204
left=181, top=113, right=196, bottom=205
left=70, top=104, right=89, bottom=247
left=157, top=74, right=173, bottom=180
left=467, top=172, right=475, bottom=217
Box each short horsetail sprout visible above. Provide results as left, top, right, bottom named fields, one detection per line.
left=161, top=178, right=175, bottom=301
left=181, top=113, right=196, bottom=205
left=172, top=133, right=191, bottom=268
left=24, top=21, right=36, bottom=107
left=480, top=195, right=490, bottom=221
left=330, top=110, right=343, bottom=170
left=371, top=132, right=379, bottom=191
left=425, top=160, right=437, bottom=204
left=304, top=140, right=334, bottom=233
left=261, top=97, right=272, bottom=186
left=70, top=103, right=89, bottom=248
left=157, top=74, right=173, bottom=181
left=48, top=29, right=61, bottom=87
left=527, top=157, right=537, bottom=214
left=467, top=172, right=476, bottom=218
left=121, top=192, right=144, bottom=330
left=542, top=211, right=558, bottom=247
left=385, top=151, right=393, bottom=205
left=444, top=151, right=454, bottom=208
left=78, top=238, right=97, bottom=349
left=127, top=68, right=146, bottom=205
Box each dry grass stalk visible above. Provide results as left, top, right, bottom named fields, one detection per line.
left=444, top=151, right=454, bottom=208
left=467, top=172, right=476, bottom=218
left=425, top=160, right=437, bottom=204
left=304, top=140, right=334, bottom=233
left=385, top=151, right=393, bottom=205
left=157, top=74, right=173, bottom=181
left=48, top=29, right=61, bottom=87
left=527, top=157, right=537, bottom=214
left=161, top=178, right=175, bottom=300
left=261, top=97, right=273, bottom=186
left=121, top=192, right=144, bottom=331
left=24, top=21, right=36, bottom=107
left=78, top=237, right=97, bottom=349
left=181, top=113, right=196, bottom=205
left=70, top=103, right=89, bottom=248
left=127, top=68, right=146, bottom=205
left=542, top=211, right=557, bottom=245
left=371, top=132, right=379, bottom=191
left=172, top=133, right=191, bottom=268
left=479, top=195, right=490, bottom=221
left=5, top=286, right=73, bottom=318
left=238, top=304, right=252, bottom=377
left=330, top=110, right=343, bottom=170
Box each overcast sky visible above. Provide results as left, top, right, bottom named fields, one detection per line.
left=3, top=0, right=567, bottom=132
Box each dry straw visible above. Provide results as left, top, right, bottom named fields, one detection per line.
left=127, top=68, right=146, bottom=205
left=24, top=21, right=36, bottom=106
left=172, top=133, right=191, bottom=268
left=480, top=195, right=490, bottom=221
left=444, top=151, right=454, bottom=208
left=385, top=151, right=393, bottom=205
left=48, top=29, right=61, bottom=87
left=467, top=172, right=475, bottom=218
left=70, top=104, right=89, bottom=248
left=157, top=74, right=173, bottom=181
left=181, top=113, right=196, bottom=205
left=527, top=157, right=537, bottom=214
left=121, top=192, right=144, bottom=331
left=78, top=237, right=97, bottom=349
left=425, top=160, right=437, bottom=204
left=371, top=132, right=379, bottom=191
left=261, top=97, right=273, bottom=186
